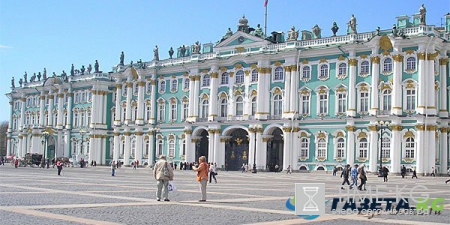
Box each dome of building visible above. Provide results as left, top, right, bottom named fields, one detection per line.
left=239, top=15, right=248, bottom=26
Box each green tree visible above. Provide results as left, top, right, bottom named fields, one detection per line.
left=0, top=121, right=8, bottom=157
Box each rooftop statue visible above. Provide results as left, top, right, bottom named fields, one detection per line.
left=70, top=64, right=75, bottom=76
left=392, top=24, right=398, bottom=37
left=94, top=60, right=99, bottom=73
left=52, top=72, right=56, bottom=78
left=43, top=68, right=47, bottom=80
left=87, top=64, right=92, bottom=74
left=23, top=72, right=28, bottom=83
left=169, top=47, right=174, bottom=59
left=120, top=51, right=125, bottom=65
left=30, top=72, right=36, bottom=82
left=312, top=24, right=322, bottom=39
left=61, top=70, right=67, bottom=82
left=192, top=41, right=201, bottom=54
left=19, top=78, right=23, bottom=87
left=11, top=77, right=15, bottom=88
left=419, top=4, right=426, bottom=25
left=375, top=26, right=381, bottom=36
left=80, top=65, right=85, bottom=75
left=348, top=14, right=357, bottom=34
left=222, top=28, right=233, bottom=41
left=37, top=72, right=41, bottom=81
left=130, top=60, right=133, bottom=67
left=287, top=26, right=299, bottom=41
left=254, top=24, right=264, bottom=38
left=154, top=45, right=159, bottom=61
left=331, top=22, right=339, bottom=36
left=180, top=45, right=186, bottom=57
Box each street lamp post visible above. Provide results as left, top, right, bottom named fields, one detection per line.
left=376, top=121, right=389, bottom=177
left=80, top=128, right=87, bottom=165
left=41, top=131, right=50, bottom=168
left=252, top=126, right=257, bottom=173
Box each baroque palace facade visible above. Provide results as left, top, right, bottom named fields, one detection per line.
left=6, top=8, right=450, bottom=174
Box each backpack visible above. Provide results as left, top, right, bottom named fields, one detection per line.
left=163, top=162, right=170, bottom=178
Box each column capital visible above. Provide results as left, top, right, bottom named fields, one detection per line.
left=439, top=58, right=449, bottom=66
left=348, top=59, right=358, bottom=66
left=370, top=56, right=380, bottom=64
left=345, top=126, right=356, bottom=132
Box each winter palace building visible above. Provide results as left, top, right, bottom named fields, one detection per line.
left=6, top=7, right=450, bottom=175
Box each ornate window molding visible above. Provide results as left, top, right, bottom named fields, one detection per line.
left=318, top=63, right=329, bottom=81
left=336, top=62, right=348, bottom=80
left=314, top=131, right=328, bottom=161
left=358, top=60, right=370, bottom=77
left=332, top=130, right=346, bottom=161
left=301, top=65, right=311, bottom=82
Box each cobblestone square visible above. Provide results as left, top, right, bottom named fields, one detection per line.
left=1, top=166, right=449, bottom=225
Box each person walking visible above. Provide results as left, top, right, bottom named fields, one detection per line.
left=430, top=167, right=435, bottom=177
left=446, top=168, right=450, bottom=184
left=412, top=168, right=418, bottom=179
left=193, top=156, right=208, bottom=202
left=350, top=164, right=358, bottom=189
left=332, top=166, right=337, bottom=176
left=111, top=161, right=116, bottom=176
left=241, top=164, right=246, bottom=173
left=153, top=155, right=174, bottom=202
left=357, top=164, right=367, bottom=191
left=14, top=158, right=19, bottom=168
left=340, top=164, right=350, bottom=190
left=274, top=164, right=279, bottom=172
left=382, top=166, right=389, bottom=182
left=209, top=162, right=217, bottom=183
left=56, top=160, right=63, bottom=176
left=286, top=165, right=292, bottom=174
left=401, top=165, right=407, bottom=178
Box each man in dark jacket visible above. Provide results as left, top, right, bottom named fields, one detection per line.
left=341, top=164, right=351, bottom=189
left=401, top=165, right=406, bottom=178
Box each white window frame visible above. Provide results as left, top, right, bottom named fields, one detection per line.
left=273, top=67, right=284, bottom=82
left=300, top=90, right=311, bottom=116
left=359, top=60, right=370, bottom=76
left=170, top=79, right=178, bottom=92
left=251, top=69, right=258, bottom=82
left=235, top=96, right=244, bottom=116
left=202, top=74, right=210, bottom=87
left=159, top=80, right=166, bottom=93
left=358, top=137, right=368, bottom=158
left=168, top=139, right=175, bottom=157
left=403, top=137, right=416, bottom=159
left=273, top=94, right=282, bottom=116
left=300, top=138, right=309, bottom=158
left=220, top=98, right=228, bottom=118
left=318, top=63, right=329, bottom=81
left=170, top=100, right=177, bottom=122
left=235, top=70, right=244, bottom=84
left=301, top=65, right=311, bottom=82
left=405, top=56, right=417, bottom=72
left=336, top=90, right=347, bottom=115
left=335, top=137, right=346, bottom=159
left=221, top=72, right=229, bottom=85
left=182, top=100, right=189, bottom=121
left=183, top=78, right=190, bottom=90
left=158, top=101, right=165, bottom=122
left=251, top=97, right=257, bottom=116
left=382, top=57, right=393, bottom=74
left=201, top=99, right=209, bottom=118
left=315, top=136, right=327, bottom=159
left=381, top=135, right=390, bottom=159
left=380, top=88, right=392, bottom=114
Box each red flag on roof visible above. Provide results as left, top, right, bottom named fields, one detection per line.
left=264, top=0, right=268, bottom=7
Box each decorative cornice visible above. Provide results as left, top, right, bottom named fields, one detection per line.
left=135, top=131, right=144, bottom=136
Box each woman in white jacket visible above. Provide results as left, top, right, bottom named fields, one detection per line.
left=209, top=162, right=217, bottom=183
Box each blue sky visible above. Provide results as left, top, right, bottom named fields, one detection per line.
left=0, top=0, right=448, bottom=122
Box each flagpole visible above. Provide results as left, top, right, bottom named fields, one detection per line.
left=264, top=2, right=268, bottom=36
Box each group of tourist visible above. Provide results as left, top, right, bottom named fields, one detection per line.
left=340, top=164, right=367, bottom=191
left=153, top=155, right=211, bottom=202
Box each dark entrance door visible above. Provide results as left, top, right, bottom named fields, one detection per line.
left=225, top=129, right=249, bottom=171
left=267, top=128, right=283, bottom=172
left=195, top=130, right=209, bottom=161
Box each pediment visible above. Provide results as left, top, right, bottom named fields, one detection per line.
left=215, top=31, right=269, bottom=49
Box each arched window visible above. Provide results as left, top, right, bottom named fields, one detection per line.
left=251, top=69, right=258, bottom=82
left=235, top=70, right=244, bottom=84
left=170, top=101, right=177, bottom=121
left=201, top=100, right=209, bottom=118
left=131, top=139, right=136, bottom=157
left=159, top=80, right=166, bottom=93
left=182, top=101, right=189, bottom=120
left=183, top=78, right=189, bottom=90
left=132, top=106, right=137, bottom=121
left=235, top=96, right=243, bottom=116
left=202, top=74, right=210, bottom=87
left=383, top=58, right=392, bottom=73
left=301, top=94, right=310, bottom=115
left=122, top=84, right=127, bottom=96
left=302, top=66, right=311, bottom=79
left=171, top=79, right=178, bottom=91
left=274, top=67, right=284, bottom=81
left=220, top=99, right=228, bottom=117
left=168, top=140, right=175, bottom=157
left=318, top=92, right=328, bottom=114
left=338, top=63, right=347, bottom=75
left=337, top=138, right=345, bottom=158
left=337, top=92, right=347, bottom=114
left=221, top=72, right=229, bottom=85
left=406, top=57, right=416, bottom=71
left=317, top=138, right=326, bottom=158
left=146, top=82, right=152, bottom=94
left=381, top=136, right=390, bottom=158
left=145, top=102, right=151, bottom=121
left=359, top=138, right=368, bottom=158
left=145, top=140, right=150, bottom=157
left=319, top=64, right=329, bottom=79
left=381, top=89, right=392, bottom=112
left=300, top=138, right=309, bottom=158
left=251, top=97, right=257, bottom=115
left=157, top=139, right=163, bottom=156
left=273, top=94, right=282, bottom=115
left=359, top=91, right=369, bottom=113
left=406, top=88, right=416, bottom=111
left=158, top=102, right=165, bottom=121
left=182, top=140, right=186, bottom=156
left=360, top=61, right=370, bottom=74
left=133, top=82, right=138, bottom=96
left=405, top=137, right=415, bottom=158
left=122, top=105, right=127, bottom=122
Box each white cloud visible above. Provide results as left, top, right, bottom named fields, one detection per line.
left=0, top=45, right=12, bottom=48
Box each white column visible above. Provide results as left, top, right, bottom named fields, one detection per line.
left=291, top=128, right=299, bottom=169
left=19, top=97, right=25, bottom=130
left=48, top=90, right=54, bottom=126
left=259, top=136, right=268, bottom=170
left=114, top=83, right=122, bottom=126
left=188, top=76, right=196, bottom=120
left=136, top=81, right=145, bottom=125
left=368, top=125, right=378, bottom=173
left=391, top=54, right=403, bottom=115
left=64, top=130, right=71, bottom=158
left=369, top=56, right=380, bottom=116
left=390, top=124, right=402, bottom=174
left=439, top=125, right=448, bottom=174
left=256, top=64, right=269, bottom=120
left=290, top=65, right=299, bottom=115
left=426, top=56, right=436, bottom=115
left=8, top=100, right=13, bottom=130
left=346, top=125, right=356, bottom=166
left=17, top=136, right=23, bottom=157
left=125, top=82, right=132, bottom=124
left=90, top=90, right=98, bottom=126
left=417, top=52, right=426, bottom=115
left=207, top=129, right=214, bottom=162
left=209, top=70, right=219, bottom=120
left=150, top=79, right=156, bottom=124
left=248, top=129, right=255, bottom=168
left=193, top=75, right=200, bottom=118
left=347, top=57, right=357, bottom=117
left=439, top=57, right=448, bottom=117
left=282, top=127, right=292, bottom=170
left=218, top=139, right=226, bottom=169
left=6, top=137, right=11, bottom=156
left=185, top=130, right=194, bottom=162
left=123, top=131, right=131, bottom=165
left=427, top=125, right=437, bottom=175
left=39, top=92, right=45, bottom=127
left=416, top=124, right=426, bottom=175
left=148, top=131, right=155, bottom=165
left=228, top=72, right=235, bottom=118
left=213, top=130, right=220, bottom=165
left=57, top=91, right=64, bottom=129
left=135, top=129, right=143, bottom=162
left=113, top=129, right=120, bottom=162
left=21, top=134, right=27, bottom=157
left=66, top=90, right=73, bottom=129
left=283, top=66, right=292, bottom=117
